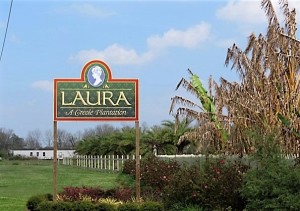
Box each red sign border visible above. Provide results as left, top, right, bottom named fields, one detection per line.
left=54, top=60, right=139, bottom=122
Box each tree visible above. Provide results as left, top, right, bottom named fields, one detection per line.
left=214, top=0, right=300, bottom=155
left=171, top=0, right=300, bottom=156
left=10, top=133, right=25, bottom=149
left=25, top=129, right=42, bottom=149
left=81, top=124, right=118, bottom=139
left=76, top=125, right=137, bottom=156
left=44, top=130, right=53, bottom=147
left=0, top=128, right=25, bottom=157
left=170, top=70, right=228, bottom=154
left=142, top=125, right=177, bottom=155
left=161, top=117, right=194, bottom=154
left=56, top=129, right=79, bottom=149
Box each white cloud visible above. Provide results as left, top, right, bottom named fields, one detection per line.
left=216, top=0, right=266, bottom=24
left=289, top=1, right=300, bottom=22
left=289, top=1, right=300, bottom=9
left=70, top=22, right=211, bottom=65
left=147, top=22, right=211, bottom=50
left=70, top=44, right=154, bottom=65
left=31, top=80, right=52, bottom=92
left=217, top=0, right=300, bottom=24
left=59, top=3, right=115, bottom=18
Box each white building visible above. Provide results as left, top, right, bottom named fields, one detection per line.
left=10, top=149, right=76, bottom=160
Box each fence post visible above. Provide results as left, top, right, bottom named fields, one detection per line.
left=116, top=155, right=119, bottom=171
left=92, top=155, right=94, bottom=169
left=111, top=155, right=115, bottom=171
left=85, top=155, right=87, bottom=168
left=108, top=155, right=110, bottom=171
left=97, top=155, right=99, bottom=169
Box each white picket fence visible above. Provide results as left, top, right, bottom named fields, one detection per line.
left=62, top=155, right=139, bottom=172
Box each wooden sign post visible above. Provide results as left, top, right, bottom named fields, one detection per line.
left=135, top=121, right=140, bottom=201
left=53, top=121, right=58, bottom=201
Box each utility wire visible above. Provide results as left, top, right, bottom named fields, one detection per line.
left=0, top=0, right=14, bottom=62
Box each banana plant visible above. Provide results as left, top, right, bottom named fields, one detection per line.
left=188, top=70, right=228, bottom=142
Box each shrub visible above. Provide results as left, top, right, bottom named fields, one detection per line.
left=114, top=188, right=134, bottom=202
left=118, top=202, right=139, bottom=211
left=8, top=155, right=38, bottom=160
left=58, top=186, right=115, bottom=202
left=57, top=186, right=135, bottom=204
left=36, top=201, right=53, bottom=211
left=162, top=158, right=248, bottom=210
left=38, top=201, right=94, bottom=211
left=162, top=164, right=202, bottom=207
left=241, top=155, right=300, bottom=210
left=123, top=156, right=180, bottom=199
left=124, top=156, right=248, bottom=209
left=26, top=193, right=52, bottom=211
left=169, top=203, right=205, bottom=211
left=122, top=159, right=136, bottom=175
left=139, top=201, right=164, bottom=211
left=70, top=201, right=96, bottom=211
left=118, top=201, right=164, bottom=211
left=98, top=197, right=123, bottom=206
left=37, top=200, right=163, bottom=211
left=58, top=186, right=102, bottom=202
left=199, top=158, right=248, bottom=210
left=239, top=131, right=300, bottom=210
left=94, top=202, right=117, bottom=211
left=50, top=201, right=73, bottom=211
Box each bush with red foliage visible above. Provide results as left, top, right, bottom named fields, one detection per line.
left=162, top=158, right=249, bottom=210
left=58, top=186, right=134, bottom=202
left=122, top=156, right=180, bottom=197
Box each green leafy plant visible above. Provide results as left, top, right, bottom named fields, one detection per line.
left=240, top=136, right=300, bottom=210
left=26, top=193, right=52, bottom=211
left=118, top=202, right=139, bottom=211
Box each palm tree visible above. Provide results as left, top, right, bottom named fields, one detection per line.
left=214, top=0, right=300, bottom=155
left=161, top=117, right=194, bottom=154
left=171, top=0, right=300, bottom=156
left=142, top=125, right=177, bottom=155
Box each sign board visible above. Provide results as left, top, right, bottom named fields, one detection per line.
left=54, top=60, right=139, bottom=121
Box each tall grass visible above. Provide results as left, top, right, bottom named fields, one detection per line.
left=0, top=159, right=122, bottom=211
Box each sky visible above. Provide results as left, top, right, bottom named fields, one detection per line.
left=0, top=0, right=300, bottom=139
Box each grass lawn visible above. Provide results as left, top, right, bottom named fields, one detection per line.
left=0, top=159, right=125, bottom=211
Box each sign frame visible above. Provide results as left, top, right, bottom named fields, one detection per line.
left=53, top=60, right=139, bottom=122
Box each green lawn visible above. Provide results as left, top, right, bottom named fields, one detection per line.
left=0, top=159, right=123, bottom=211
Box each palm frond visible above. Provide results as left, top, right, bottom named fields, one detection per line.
left=261, top=0, right=280, bottom=27
left=169, top=96, right=202, bottom=114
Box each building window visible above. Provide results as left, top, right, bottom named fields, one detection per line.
left=43, top=152, right=45, bottom=156
left=30, top=152, right=33, bottom=156
left=36, top=152, right=39, bottom=157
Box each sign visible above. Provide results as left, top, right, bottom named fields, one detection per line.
left=54, top=60, right=139, bottom=121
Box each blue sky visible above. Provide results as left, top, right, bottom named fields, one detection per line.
left=0, top=0, right=300, bottom=139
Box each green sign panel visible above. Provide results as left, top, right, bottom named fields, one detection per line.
left=54, top=60, right=139, bottom=121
